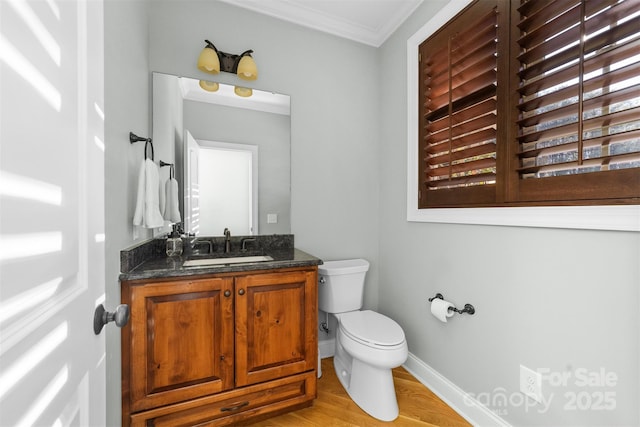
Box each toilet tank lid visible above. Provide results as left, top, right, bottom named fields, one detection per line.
left=318, top=259, right=370, bottom=275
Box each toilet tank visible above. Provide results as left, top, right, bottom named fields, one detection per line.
left=318, top=259, right=370, bottom=314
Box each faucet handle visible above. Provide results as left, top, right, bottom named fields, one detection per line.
left=240, top=237, right=257, bottom=252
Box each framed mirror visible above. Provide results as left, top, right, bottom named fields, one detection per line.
left=152, top=72, right=291, bottom=236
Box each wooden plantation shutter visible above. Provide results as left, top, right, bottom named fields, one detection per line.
left=418, top=1, right=503, bottom=208
left=514, top=0, right=640, bottom=203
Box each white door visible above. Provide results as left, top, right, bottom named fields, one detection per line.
left=0, top=0, right=106, bottom=425
left=196, top=140, right=258, bottom=236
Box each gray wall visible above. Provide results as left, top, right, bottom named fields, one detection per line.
left=377, top=2, right=640, bottom=426
left=104, top=1, right=150, bottom=425
left=104, top=1, right=639, bottom=426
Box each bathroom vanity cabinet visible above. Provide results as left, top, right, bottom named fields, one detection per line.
left=120, top=266, right=318, bottom=426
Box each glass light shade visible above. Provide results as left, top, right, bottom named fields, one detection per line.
left=199, top=80, right=219, bottom=92
left=237, top=55, right=258, bottom=80
left=197, top=47, right=220, bottom=74
left=234, top=86, right=253, bottom=97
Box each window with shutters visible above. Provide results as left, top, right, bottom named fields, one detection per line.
left=419, top=0, right=507, bottom=207
left=417, top=0, right=640, bottom=209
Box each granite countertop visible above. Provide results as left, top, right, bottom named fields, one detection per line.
left=119, top=235, right=322, bottom=282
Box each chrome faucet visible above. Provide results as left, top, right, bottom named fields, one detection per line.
left=224, top=228, right=231, bottom=253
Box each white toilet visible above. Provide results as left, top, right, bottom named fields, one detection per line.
left=318, top=259, right=408, bottom=422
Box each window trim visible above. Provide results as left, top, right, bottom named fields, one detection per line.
left=406, top=0, right=640, bottom=232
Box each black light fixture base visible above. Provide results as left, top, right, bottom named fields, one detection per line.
left=218, top=49, right=253, bottom=74
left=202, top=40, right=253, bottom=75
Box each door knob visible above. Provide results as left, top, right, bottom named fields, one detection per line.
left=93, top=304, right=130, bottom=335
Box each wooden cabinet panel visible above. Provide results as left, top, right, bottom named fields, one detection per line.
left=122, top=266, right=318, bottom=426
left=129, top=371, right=316, bottom=427
left=125, top=277, right=234, bottom=412
left=235, top=270, right=317, bottom=387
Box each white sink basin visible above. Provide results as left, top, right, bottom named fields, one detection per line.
left=183, top=255, right=273, bottom=267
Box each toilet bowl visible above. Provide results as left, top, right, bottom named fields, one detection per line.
left=318, top=259, right=408, bottom=421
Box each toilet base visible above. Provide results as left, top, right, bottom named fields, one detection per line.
left=334, top=356, right=399, bottom=421
left=333, top=337, right=400, bottom=422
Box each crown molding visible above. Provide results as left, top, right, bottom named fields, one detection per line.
left=218, top=0, right=423, bottom=47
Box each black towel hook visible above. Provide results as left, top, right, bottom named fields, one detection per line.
left=129, top=132, right=154, bottom=160
left=145, top=140, right=154, bottom=160
left=160, top=160, right=174, bottom=179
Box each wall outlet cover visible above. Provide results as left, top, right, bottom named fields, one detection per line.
left=519, top=364, right=543, bottom=403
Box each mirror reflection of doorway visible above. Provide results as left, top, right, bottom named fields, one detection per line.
left=185, top=131, right=258, bottom=236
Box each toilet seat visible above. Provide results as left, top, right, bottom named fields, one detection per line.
left=339, top=310, right=405, bottom=348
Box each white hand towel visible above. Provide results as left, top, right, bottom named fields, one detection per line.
left=133, top=158, right=165, bottom=228
left=164, top=177, right=181, bottom=223
left=133, top=159, right=146, bottom=226
left=144, top=158, right=165, bottom=228
left=159, top=178, right=166, bottom=218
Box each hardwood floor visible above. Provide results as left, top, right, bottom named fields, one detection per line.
left=247, top=358, right=471, bottom=426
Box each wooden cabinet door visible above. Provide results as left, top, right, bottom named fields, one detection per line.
left=125, top=277, right=235, bottom=413
left=234, top=269, right=317, bottom=387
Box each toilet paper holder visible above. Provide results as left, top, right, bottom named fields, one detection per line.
left=428, top=293, right=475, bottom=315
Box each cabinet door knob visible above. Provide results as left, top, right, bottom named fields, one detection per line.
left=224, top=290, right=231, bottom=297
left=238, top=288, right=245, bottom=296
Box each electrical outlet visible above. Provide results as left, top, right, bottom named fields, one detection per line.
left=519, top=365, right=543, bottom=403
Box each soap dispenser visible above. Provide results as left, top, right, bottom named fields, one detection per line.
left=166, top=225, right=183, bottom=256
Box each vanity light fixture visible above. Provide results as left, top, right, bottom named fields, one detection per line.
left=236, top=53, right=257, bottom=81
left=199, top=80, right=219, bottom=92
left=197, top=40, right=258, bottom=81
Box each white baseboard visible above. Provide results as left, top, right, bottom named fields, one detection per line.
left=319, top=338, right=335, bottom=359
left=318, top=344, right=510, bottom=426
left=403, top=352, right=511, bottom=427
